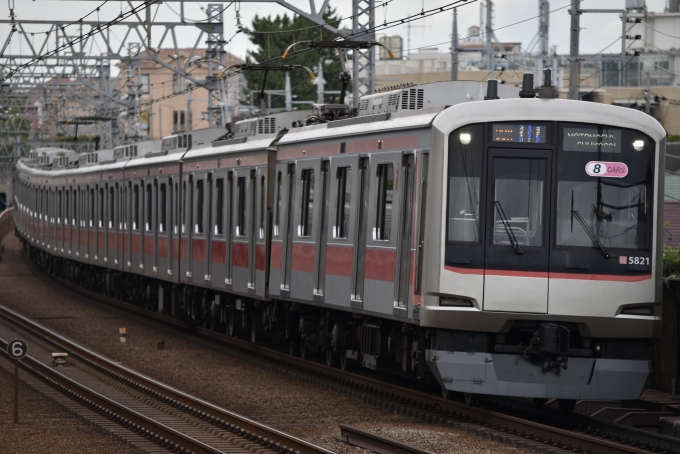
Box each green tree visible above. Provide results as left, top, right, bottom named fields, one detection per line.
left=244, top=9, right=347, bottom=109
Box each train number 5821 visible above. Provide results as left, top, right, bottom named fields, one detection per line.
left=628, top=256, right=649, bottom=266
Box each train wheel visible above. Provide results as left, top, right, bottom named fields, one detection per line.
left=339, top=351, right=352, bottom=371
left=441, top=387, right=452, bottom=400
left=325, top=349, right=336, bottom=367
left=558, top=399, right=576, bottom=412
left=288, top=339, right=299, bottom=356
left=464, top=393, right=479, bottom=407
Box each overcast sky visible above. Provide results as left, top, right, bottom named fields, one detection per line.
left=0, top=0, right=671, bottom=61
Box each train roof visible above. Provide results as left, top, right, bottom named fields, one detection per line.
left=432, top=97, right=667, bottom=141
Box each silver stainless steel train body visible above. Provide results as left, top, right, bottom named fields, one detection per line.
left=13, top=79, right=665, bottom=402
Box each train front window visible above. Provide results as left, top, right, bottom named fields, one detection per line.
left=492, top=158, right=545, bottom=248
left=447, top=124, right=483, bottom=244
left=556, top=123, right=654, bottom=251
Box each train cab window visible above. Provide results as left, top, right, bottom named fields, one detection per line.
left=375, top=164, right=393, bottom=241
left=109, top=187, right=115, bottom=229
left=274, top=172, right=282, bottom=237
left=259, top=175, right=265, bottom=239
left=215, top=178, right=224, bottom=235
left=236, top=177, right=246, bottom=237
left=146, top=184, right=153, bottom=232
left=334, top=167, right=352, bottom=239
left=447, top=124, right=483, bottom=244
left=99, top=188, right=104, bottom=228
left=491, top=158, right=546, bottom=248
left=133, top=185, right=140, bottom=230
left=555, top=123, right=654, bottom=251
left=299, top=169, right=315, bottom=237
left=89, top=189, right=95, bottom=227
left=159, top=183, right=167, bottom=233
left=195, top=179, right=204, bottom=234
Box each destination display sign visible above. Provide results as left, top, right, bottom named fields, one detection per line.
left=492, top=123, right=547, bottom=144
left=564, top=127, right=622, bottom=153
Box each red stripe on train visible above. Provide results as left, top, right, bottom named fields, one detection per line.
left=233, top=242, right=248, bottom=268
left=192, top=238, right=205, bottom=262
left=211, top=241, right=226, bottom=265
left=291, top=243, right=316, bottom=273
left=256, top=244, right=266, bottom=271
left=325, top=244, right=353, bottom=277
left=144, top=235, right=154, bottom=256
left=270, top=242, right=283, bottom=270
left=444, top=266, right=651, bottom=282
left=364, top=248, right=396, bottom=282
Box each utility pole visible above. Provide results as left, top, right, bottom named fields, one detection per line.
left=486, top=0, right=494, bottom=77
left=285, top=73, right=292, bottom=111
left=451, top=8, right=459, bottom=81
left=568, top=0, right=581, bottom=100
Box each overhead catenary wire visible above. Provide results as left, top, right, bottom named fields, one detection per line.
left=1, top=0, right=159, bottom=84
left=580, top=54, right=637, bottom=99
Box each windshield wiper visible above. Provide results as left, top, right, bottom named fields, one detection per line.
left=571, top=210, right=611, bottom=259
left=494, top=201, right=523, bottom=255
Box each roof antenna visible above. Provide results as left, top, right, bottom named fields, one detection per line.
left=519, top=73, right=536, bottom=98
left=484, top=79, right=499, bottom=100
left=538, top=68, right=557, bottom=99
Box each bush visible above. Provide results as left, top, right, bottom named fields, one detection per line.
left=664, top=244, right=680, bottom=277
left=668, top=134, right=680, bottom=143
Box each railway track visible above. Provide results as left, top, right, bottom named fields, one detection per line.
left=16, top=269, right=680, bottom=454
left=0, top=304, right=335, bottom=454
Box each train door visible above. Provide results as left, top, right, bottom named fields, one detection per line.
left=290, top=160, right=322, bottom=301
left=143, top=178, right=156, bottom=275
left=393, top=153, right=416, bottom=316
left=131, top=180, right=143, bottom=272
left=324, top=155, right=359, bottom=308
left=210, top=171, right=229, bottom=290
left=269, top=164, right=287, bottom=297
left=350, top=157, right=369, bottom=309
left=107, top=184, right=117, bottom=267
left=157, top=177, right=171, bottom=280
left=191, top=172, right=209, bottom=283
left=312, top=160, right=330, bottom=302
left=88, top=185, right=95, bottom=262
left=363, top=153, right=402, bottom=315
left=57, top=188, right=64, bottom=255
left=180, top=175, right=193, bottom=282
left=280, top=164, right=296, bottom=298
left=231, top=167, right=251, bottom=295
left=98, top=185, right=106, bottom=263
left=483, top=149, right=551, bottom=313
left=123, top=182, right=131, bottom=270
left=253, top=167, right=268, bottom=297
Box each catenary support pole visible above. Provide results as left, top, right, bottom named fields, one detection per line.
left=568, top=0, right=581, bottom=100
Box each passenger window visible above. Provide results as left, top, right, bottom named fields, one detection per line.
left=299, top=169, right=314, bottom=237
left=160, top=183, right=167, bottom=233
left=375, top=164, right=394, bottom=241
left=133, top=185, right=139, bottom=230
left=334, top=167, right=352, bottom=239
left=215, top=178, right=224, bottom=235
left=236, top=177, right=246, bottom=237
left=259, top=175, right=265, bottom=239
left=274, top=171, right=282, bottom=237
left=195, top=180, right=204, bottom=234
left=146, top=184, right=153, bottom=231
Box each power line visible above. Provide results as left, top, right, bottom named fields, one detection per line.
left=640, top=21, right=680, bottom=40
left=580, top=54, right=636, bottom=99
left=639, top=55, right=680, bottom=76
left=0, top=0, right=159, bottom=84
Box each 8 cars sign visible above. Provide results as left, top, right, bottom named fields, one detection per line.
left=7, top=339, right=27, bottom=360
left=585, top=161, right=629, bottom=178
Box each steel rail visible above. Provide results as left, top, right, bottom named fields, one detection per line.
left=0, top=304, right=334, bottom=454
left=32, top=273, right=674, bottom=454
left=0, top=337, right=225, bottom=454
left=337, top=424, right=435, bottom=454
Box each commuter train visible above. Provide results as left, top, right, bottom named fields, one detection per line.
left=13, top=74, right=665, bottom=405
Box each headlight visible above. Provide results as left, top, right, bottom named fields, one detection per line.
left=459, top=133, right=471, bottom=145
left=633, top=140, right=644, bottom=151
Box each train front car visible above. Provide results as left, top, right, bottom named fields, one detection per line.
left=423, top=98, right=666, bottom=401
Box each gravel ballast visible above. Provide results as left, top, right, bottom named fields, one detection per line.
left=0, top=234, right=531, bottom=454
